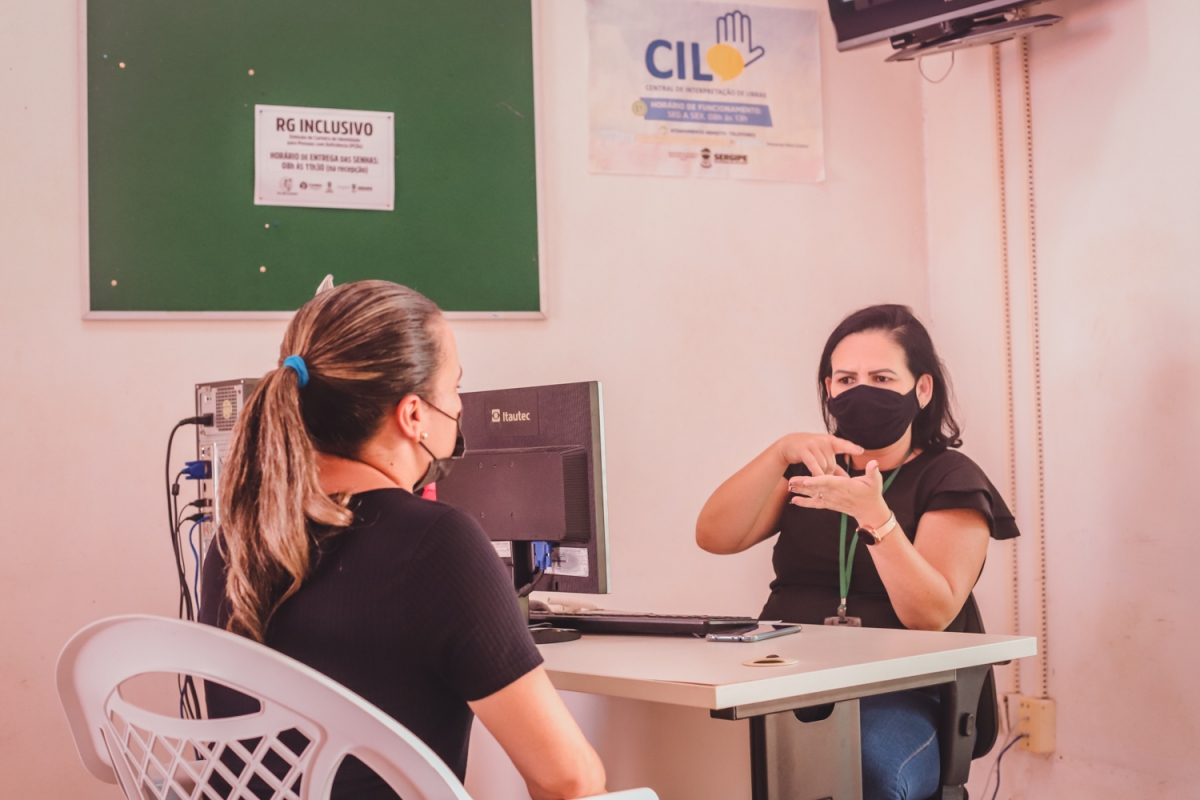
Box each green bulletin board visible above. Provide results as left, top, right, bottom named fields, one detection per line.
left=83, top=0, right=544, bottom=317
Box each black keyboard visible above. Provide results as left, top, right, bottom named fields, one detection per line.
left=529, top=611, right=760, bottom=637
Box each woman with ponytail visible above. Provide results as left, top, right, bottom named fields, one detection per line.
left=200, top=281, right=605, bottom=800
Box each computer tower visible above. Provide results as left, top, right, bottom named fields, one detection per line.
left=194, top=379, right=258, bottom=555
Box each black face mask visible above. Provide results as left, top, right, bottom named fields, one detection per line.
left=826, top=384, right=921, bottom=451
left=414, top=400, right=466, bottom=492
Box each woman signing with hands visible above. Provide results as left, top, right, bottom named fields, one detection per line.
left=696, top=305, right=1018, bottom=800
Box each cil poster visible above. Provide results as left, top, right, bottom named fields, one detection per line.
left=588, top=0, right=824, bottom=183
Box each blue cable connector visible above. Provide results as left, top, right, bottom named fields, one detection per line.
left=533, top=541, right=553, bottom=571
left=182, top=460, right=211, bottom=480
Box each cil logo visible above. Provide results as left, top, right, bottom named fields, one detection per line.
left=645, top=10, right=766, bottom=82
left=700, top=148, right=713, bottom=168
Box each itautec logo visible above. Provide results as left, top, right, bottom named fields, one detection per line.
left=491, top=409, right=532, bottom=423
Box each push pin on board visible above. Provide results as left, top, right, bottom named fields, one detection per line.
left=110, top=279, right=118, bottom=287
left=119, top=62, right=126, bottom=68
left=259, top=266, right=267, bottom=273
left=248, top=69, right=255, bottom=76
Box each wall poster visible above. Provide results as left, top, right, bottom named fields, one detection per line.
left=254, top=104, right=395, bottom=210
left=588, top=0, right=824, bottom=183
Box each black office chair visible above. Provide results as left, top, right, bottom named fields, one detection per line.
left=931, top=592, right=1001, bottom=800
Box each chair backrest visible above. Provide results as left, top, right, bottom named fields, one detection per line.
left=57, top=615, right=474, bottom=800
left=959, top=594, right=1000, bottom=759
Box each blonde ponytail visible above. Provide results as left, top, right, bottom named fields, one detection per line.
left=219, top=281, right=442, bottom=641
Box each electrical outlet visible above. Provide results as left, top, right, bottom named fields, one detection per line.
left=1001, top=693, right=1022, bottom=735
left=1016, top=696, right=1056, bottom=753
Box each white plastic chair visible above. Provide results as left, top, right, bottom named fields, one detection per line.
left=57, top=615, right=657, bottom=800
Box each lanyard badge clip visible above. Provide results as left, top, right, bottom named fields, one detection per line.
left=822, top=450, right=911, bottom=628
left=824, top=598, right=862, bottom=627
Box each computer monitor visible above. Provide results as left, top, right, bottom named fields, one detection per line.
left=433, top=381, right=611, bottom=602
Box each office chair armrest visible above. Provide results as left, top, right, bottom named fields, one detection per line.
left=934, top=664, right=991, bottom=800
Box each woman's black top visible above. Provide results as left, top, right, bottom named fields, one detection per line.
left=199, top=489, right=543, bottom=798
left=760, top=448, right=1018, bottom=631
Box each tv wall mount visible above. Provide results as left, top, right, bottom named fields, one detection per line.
left=885, top=11, right=1061, bottom=62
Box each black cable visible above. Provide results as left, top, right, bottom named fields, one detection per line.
left=178, top=672, right=201, bottom=720
left=170, top=472, right=194, bottom=621
left=165, top=416, right=212, bottom=721
left=516, top=569, right=545, bottom=598
left=173, top=506, right=202, bottom=720
left=986, top=733, right=1028, bottom=800
left=166, top=417, right=211, bottom=621
left=165, top=418, right=210, bottom=540
left=167, top=421, right=197, bottom=618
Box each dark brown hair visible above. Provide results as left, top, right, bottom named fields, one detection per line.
left=219, top=280, right=443, bottom=641
left=817, top=304, right=962, bottom=451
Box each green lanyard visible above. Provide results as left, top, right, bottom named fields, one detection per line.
left=836, top=450, right=911, bottom=620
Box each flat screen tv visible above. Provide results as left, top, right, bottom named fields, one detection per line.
left=828, top=0, right=1061, bottom=61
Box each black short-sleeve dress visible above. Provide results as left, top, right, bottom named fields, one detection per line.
left=760, top=448, right=1018, bottom=631
left=200, top=489, right=543, bottom=798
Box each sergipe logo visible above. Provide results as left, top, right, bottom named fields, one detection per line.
left=645, top=10, right=766, bottom=82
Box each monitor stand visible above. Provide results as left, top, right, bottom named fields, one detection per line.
left=530, top=627, right=582, bottom=645
left=519, top=596, right=581, bottom=644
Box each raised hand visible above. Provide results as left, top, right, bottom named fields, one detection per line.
left=787, top=459, right=891, bottom=529
left=778, top=432, right=863, bottom=477
left=715, top=10, right=766, bottom=68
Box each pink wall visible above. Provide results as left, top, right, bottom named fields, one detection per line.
left=0, top=6, right=289, bottom=796
left=18, top=0, right=1192, bottom=798
left=0, top=1, right=929, bottom=796
left=924, top=0, right=1200, bottom=796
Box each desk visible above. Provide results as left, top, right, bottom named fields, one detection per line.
left=539, top=625, right=1036, bottom=800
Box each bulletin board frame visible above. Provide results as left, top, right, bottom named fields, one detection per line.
left=77, top=0, right=549, bottom=320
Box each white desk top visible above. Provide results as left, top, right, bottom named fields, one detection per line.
left=539, top=625, right=1036, bottom=711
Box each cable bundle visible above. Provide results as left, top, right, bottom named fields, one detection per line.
left=165, top=415, right=213, bottom=719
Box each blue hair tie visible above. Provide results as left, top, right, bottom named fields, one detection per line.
left=282, top=355, right=310, bottom=387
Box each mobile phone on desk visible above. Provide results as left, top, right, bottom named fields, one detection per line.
left=707, top=623, right=802, bottom=643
